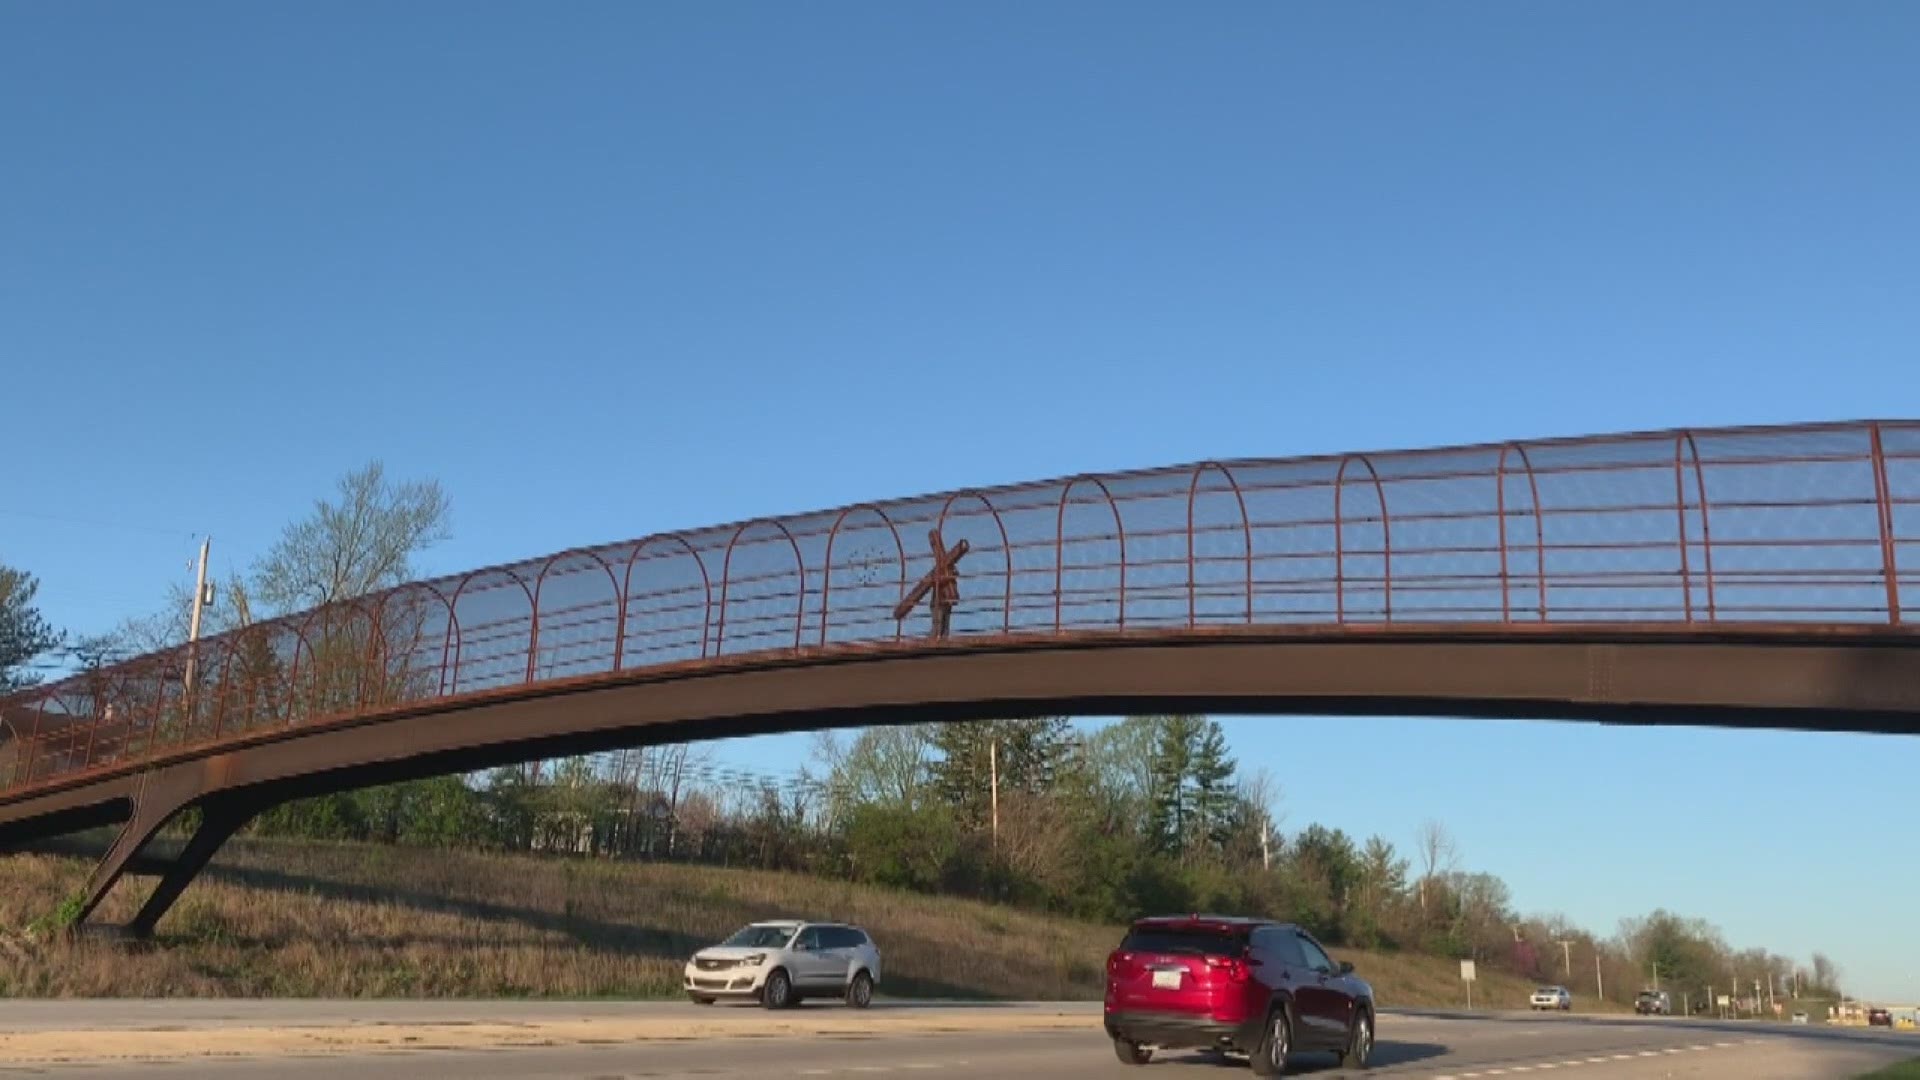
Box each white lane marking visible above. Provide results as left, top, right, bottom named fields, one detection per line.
left=1586, top=1057, right=1611, bottom=1063
left=1638, top=1050, right=1659, bottom=1057
left=852, top=1069, right=891, bottom=1075
left=1714, top=1041, right=1736, bottom=1047
left=1611, top=1053, right=1633, bottom=1059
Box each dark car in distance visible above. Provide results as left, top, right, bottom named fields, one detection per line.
left=1868, top=1007, right=1893, bottom=1027
left=1104, top=914, right=1375, bottom=1074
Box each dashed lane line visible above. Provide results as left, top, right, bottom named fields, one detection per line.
left=754, top=1065, right=963, bottom=1077
left=1433, top=1038, right=1745, bottom=1080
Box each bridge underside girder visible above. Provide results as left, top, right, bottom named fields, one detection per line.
left=3, top=632, right=1916, bottom=936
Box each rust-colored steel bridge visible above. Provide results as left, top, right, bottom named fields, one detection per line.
left=3, top=420, right=1917, bottom=936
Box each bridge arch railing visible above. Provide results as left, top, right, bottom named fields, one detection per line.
left=3, top=420, right=1917, bottom=799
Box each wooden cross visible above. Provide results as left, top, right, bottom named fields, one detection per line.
left=893, top=528, right=969, bottom=639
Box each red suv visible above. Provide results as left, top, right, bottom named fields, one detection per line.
left=1104, top=914, right=1375, bottom=1074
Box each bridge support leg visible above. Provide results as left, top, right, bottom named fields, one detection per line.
left=122, top=796, right=259, bottom=938
left=67, top=766, right=264, bottom=940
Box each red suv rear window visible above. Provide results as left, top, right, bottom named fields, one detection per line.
left=1121, top=927, right=1247, bottom=956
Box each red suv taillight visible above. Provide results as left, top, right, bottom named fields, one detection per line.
left=1205, top=955, right=1251, bottom=983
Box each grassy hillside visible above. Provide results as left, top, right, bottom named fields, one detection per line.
left=0, top=836, right=1602, bottom=1009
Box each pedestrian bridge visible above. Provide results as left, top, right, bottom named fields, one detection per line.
left=2, top=420, right=1916, bottom=935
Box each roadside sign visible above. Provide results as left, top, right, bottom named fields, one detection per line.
left=1461, top=960, right=1477, bottom=982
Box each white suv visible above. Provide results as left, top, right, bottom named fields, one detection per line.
left=684, top=921, right=882, bottom=1009
left=1531, top=985, right=1573, bottom=1011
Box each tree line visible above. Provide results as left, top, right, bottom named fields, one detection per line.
left=0, top=463, right=1846, bottom=1009
left=233, top=714, right=1843, bottom=1011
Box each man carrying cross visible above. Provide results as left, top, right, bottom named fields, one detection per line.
left=893, top=528, right=969, bottom=639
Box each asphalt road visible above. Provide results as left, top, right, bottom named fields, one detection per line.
left=3, top=1007, right=1913, bottom=1080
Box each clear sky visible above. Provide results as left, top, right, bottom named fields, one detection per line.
left=4, top=3, right=1918, bottom=998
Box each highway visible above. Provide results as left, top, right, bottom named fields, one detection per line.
left=2, top=1003, right=1914, bottom=1079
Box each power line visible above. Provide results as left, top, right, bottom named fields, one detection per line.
left=0, top=509, right=200, bottom=539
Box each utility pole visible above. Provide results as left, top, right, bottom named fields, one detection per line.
left=1260, top=818, right=1271, bottom=870
left=1555, top=939, right=1573, bottom=978
left=1652, top=960, right=1660, bottom=991
left=989, top=739, right=999, bottom=849
left=182, top=537, right=214, bottom=697
left=1596, top=951, right=1604, bottom=1001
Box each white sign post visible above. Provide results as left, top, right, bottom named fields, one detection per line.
left=1461, top=960, right=1477, bottom=1009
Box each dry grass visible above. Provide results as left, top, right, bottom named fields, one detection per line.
left=0, top=837, right=1615, bottom=1010
left=0, top=837, right=1109, bottom=999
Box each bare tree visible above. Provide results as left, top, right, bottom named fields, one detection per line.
left=1416, top=818, right=1459, bottom=915
left=1238, top=767, right=1285, bottom=868
left=811, top=725, right=934, bottom=821
left=1811, top=952, right=1841, bottom=994
left=109, top=569, right=252, bottom=655
left=993, top=788, right=1076, bottom=888
left=99, top=463, right=448, bottom=664
left=654, top=742, right=715, bottom=855
left=254, top=461, right=450, bottom=613
left=675, top=789, right=722, bottom=857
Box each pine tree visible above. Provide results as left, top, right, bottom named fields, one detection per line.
left=1145, top=715, right=1239, bottom=858
left=0, top=565, right=62, bottom=691
left=1188, top=718, right=1238, bottom=849
left=1145, top=715, right=1195, bottom=855
left=929, top=718, right=1070, bottom=830
left=929, top=722, right=993, bottom=826
left=1359, top=834, right=1409, bottom=915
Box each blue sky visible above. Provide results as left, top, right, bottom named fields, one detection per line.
left=4, top=3, right=1918, bottom=997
